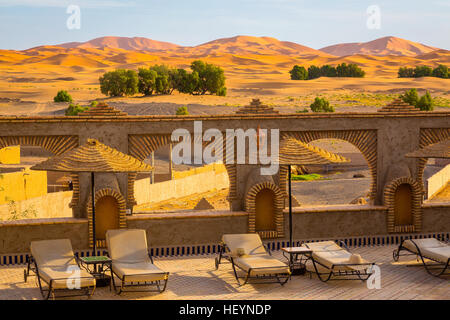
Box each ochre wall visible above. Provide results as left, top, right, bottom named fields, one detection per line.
left=0, top=146, right=20, bottom=164
left=0, top=168, right=47, bottom=205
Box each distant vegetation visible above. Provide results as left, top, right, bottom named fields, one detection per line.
left=290, top=63, right=365, bottom=80
left=99, top=60, right=227, bottom=97
left=53, top=90, right=73, bottom=103
left=291, top=173, right=323, bottom=181
left=310, top=97, right=335, bottom=112
left=398, top=65, right=449, bottom=79
left=64, top=100, right=98, bottom=116
left=176, top=106, right=189, bottom=115
left=399, top=88, right=434, bottom=111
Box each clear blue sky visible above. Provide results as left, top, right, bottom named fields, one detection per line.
left=0, top=0, right=449, bottom=50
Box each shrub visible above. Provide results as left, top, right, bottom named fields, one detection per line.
left=99, top=69, right=138, bottom=97
left=289, top=65, right=308, bottom=80
left=399, top=88, right=419, bottom=106
left=310, top=97, right=335, bottom=112
left=176, top=106, right=189, bottom=115
left=296, top=108, right=309, bottom=113
left=54, top=90, right=72, bottom=103
left=320, top=65, right=337, bottom=77
left=90, top=101, right=98, bottom=107
left=65, top=103, right=89, bottom=116
left=416, top=91, right=434, bottom=111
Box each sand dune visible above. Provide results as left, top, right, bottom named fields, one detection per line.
left=320, top=36, right=439, bottom=57
left=59, top=36, right=180, bottom=51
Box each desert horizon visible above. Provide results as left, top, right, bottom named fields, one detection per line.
left=0, top=34, right=449, bottom=116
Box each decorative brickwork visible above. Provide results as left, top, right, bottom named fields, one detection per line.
left=86, top=188, right=127, bottom=248
left=235, top=99, right=279, bottom=114
left=281, top=130, right=378, bottom=200
left=245, top=181, right=284, bottom=238
left=378, top=99, right=418, bottom=113
left=416, top=128, right=450, bottom=191
left=384, top=177, right=422, bottom=233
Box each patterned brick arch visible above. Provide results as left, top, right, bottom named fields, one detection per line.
left=245, top=181, right=285, bottom=239
left=281, top=130, right=378, bottom=200
left=416, top=128, right=450, bottom=191
left=0, top=135, right=80, bottom=208
left=127, top=134, right=238, bottom=206
left=383, top=177, right=423, bottom=233
left=86, top=188, right=127, bottom=248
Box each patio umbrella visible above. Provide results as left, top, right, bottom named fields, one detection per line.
left=31, top=138, right=153, bottom=256
left=278, top=138, right=350, bottom=249
left=404, top=139, right=450, bottom=159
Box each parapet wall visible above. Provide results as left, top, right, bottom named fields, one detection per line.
left=1, top=204, right=448, bottom=256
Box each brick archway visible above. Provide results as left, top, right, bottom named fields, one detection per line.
left=0, top=135, right=80, bottom=207
left=86, top=188, right=127, bottom=248
left=245, top=181, right=284, bottom=238
left=383, top=177, right=422, bottom=233
left=127, top=134, right=237, bottom=207
left=281, top=130, right=377, bottom=200
left=416, top=128, right=450, bottom=191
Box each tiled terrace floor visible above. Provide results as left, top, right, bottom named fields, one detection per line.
left=0, top=245, right=448, bottom=300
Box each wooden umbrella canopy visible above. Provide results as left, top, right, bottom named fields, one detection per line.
left=405, top=139, right=450, bottom=159
left=31, top=138, right=153, bottom=256
left=277, top=137, right=350, bottom=165
left=31, top=138, right=153, bottom=172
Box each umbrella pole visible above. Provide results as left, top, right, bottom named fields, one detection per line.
left=288, top=165, right=293, bottom=249
left=91, top=172, right=96, bottom=257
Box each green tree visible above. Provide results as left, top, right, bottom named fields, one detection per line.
left=99, top=69, right=138, bottom=97
left=176, top=105, right=189, bottom=115
left=399, top=88, right=419, bottom=106
left=413, top=65, right=433, bottom=78
left=416, top=91, right=434, bottom=111
left=54, top=90, right=73, bottom=103
left=310, top=97, right=335, bottom=112
left=336, top=63, right=365, bottom=77
left=320, top=65, right=337, bottom=77
left=398, top=67, right=415, bottom=78
left=149, top=64, right=171, bottom=94
left=289, top=65, right=308, bottom=80
left=190, top=60, right=226, bottom=95
left=432, top=64, right=449, bottom=79
left=307, top=65, right=321, bottom=79
left=138, top=68, right=158, bottom=95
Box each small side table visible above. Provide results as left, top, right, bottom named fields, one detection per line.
left=281, top=247, right=312, bottom=276
left=79, top=255, right=112, bottom=288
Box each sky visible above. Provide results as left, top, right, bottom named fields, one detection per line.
left=0, top=0, right=449, bottom=50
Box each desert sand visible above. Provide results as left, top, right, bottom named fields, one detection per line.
left=0, top=35, right=449, bottom=116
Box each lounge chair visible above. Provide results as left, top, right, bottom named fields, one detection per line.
left=302, top=241, right=375, bottom=282
left=393, top=237, right=450, bottom=277
left=106, top=229, right=169, bottom=294
left=24, top=239, right=96, bottom=300
left=215, top=233, right=291, bottom=286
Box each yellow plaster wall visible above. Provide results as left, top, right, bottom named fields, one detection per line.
left=0, top=168, right=47, bottom=204
left=0, top=146, right=20, bottom=164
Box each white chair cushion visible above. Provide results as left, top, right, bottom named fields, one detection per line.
left=113, top=262, right=168, bottom=282
left=222, top=234, right=267, bottom=256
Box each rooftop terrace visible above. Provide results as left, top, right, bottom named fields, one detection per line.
left=0, top=245, right=448, bottom=300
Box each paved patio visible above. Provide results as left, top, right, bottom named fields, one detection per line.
left=0, top=245, right=448, bottom=300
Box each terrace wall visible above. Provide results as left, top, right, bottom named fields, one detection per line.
left=1, top=204, right=447, bottom=255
